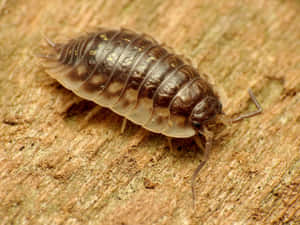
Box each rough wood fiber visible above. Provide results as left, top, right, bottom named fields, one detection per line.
left=0, top=0, right=299, bottom=224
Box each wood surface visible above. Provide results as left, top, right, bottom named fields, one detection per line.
left=0, top=0, right=299, bottom=224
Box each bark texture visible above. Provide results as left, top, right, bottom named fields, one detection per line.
left=0, top=0, right=299, bottom=224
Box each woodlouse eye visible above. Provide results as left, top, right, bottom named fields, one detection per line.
left=190, top=96, right=222, bottom=129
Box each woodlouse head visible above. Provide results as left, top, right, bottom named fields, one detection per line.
left=190, top=96, right=223, bottom=131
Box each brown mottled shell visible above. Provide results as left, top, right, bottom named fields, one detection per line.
left=41, top=28, right=222, bottom=138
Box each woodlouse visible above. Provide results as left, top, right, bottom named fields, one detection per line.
left=39, top=27, right=262, bottom=206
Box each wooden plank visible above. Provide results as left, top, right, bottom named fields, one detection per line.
left=0, top=0, right=299, bottom=224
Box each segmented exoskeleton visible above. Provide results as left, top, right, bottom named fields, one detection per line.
left=39, top=27, right=262, bottom=207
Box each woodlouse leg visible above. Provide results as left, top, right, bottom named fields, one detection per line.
left=79, top=106, right=102, bottom=130
left=232, top=89, right=263, bottom=123
left=192, top=127, right=213, bottom=209
left=167, top=137, right=173, bottom=152
left=58, top=98, right=82, bottom=114
left=121, top=118, right=127, bottom=134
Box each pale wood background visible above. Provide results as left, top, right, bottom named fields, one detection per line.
left=0, top=0, right=299, bottom=224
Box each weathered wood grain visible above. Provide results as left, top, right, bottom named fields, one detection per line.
left=0, top=0, right=299, bottom=224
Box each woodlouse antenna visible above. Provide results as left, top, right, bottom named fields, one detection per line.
left=192, top=128, right=213, bottom=209
left=191, top=89, right=262, bottom=208
left=232, top=89, right=263, bottom=123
